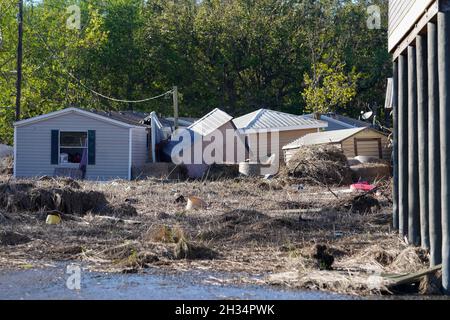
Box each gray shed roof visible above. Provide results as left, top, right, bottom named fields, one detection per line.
left=282, top=127, right=369, bottom=150
left=233, top=109, right=327, bottom=132
left=304, top=113, right=371, bottom=131
left=188, top=108, right=233, bottom=136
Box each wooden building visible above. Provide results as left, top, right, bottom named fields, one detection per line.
left=283, top=128, right=391, bottom=163
left=389, top=0, right=450, bottom=292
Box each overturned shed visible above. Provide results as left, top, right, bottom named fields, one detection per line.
left=162, top=108, right=244, bottom=178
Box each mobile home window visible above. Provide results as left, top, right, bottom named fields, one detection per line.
left=59, top=131, right=87, bottom=164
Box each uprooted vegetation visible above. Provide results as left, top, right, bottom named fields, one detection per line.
left=0, top=180, right=136, bottom=216
left=0, top=156, right=13, bottom=175
left=283, top=145, right=353, bottom=186
left=0, top=173, right=434, bottom=296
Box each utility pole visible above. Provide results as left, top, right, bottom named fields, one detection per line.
left=173, top=86, right=179, bottom=129
left=15, top=0, right=23, bottom=121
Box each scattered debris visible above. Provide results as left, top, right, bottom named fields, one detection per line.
left=204, top=164, right=239, bottom=180
left=124, top=198, right=139, bottom=205
left=0, top=231, right=31, bottom=246
left=0, top=181, right=136, bottom=216
left=174, top=194, right=186, bottom=204
left=312, top=244, right=335, bottom=270
left=386, top=264, right=442, bottom=294
left=45, top=213, right=61, bottom=225
left=186, top=196, right=207, bottom=210
left=93, top=215, right=142, bottom=225
left=338, top=193, right=380, bottom=214
left=0, top=176, right=416, bottom=296
left=257, top=181, right=283, bottom=191
left=0, top=156, right=13, bottom=175
left=350, top=163, right=391, bottom=182
left=147, top=225, right=184, bottom=243
left=350, top=182, right=376, bottom=192
left=174, top=238, right=219, bottom=260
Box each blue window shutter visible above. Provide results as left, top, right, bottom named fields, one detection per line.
left=51, top=130, right=59, bottom=165
left=88, top=130, right=96, bottom=165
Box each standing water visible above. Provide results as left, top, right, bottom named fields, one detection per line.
left=0, top=264, right=354, bottom=300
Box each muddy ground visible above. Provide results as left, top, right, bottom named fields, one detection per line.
left=0, top=174, right=433, bottom=296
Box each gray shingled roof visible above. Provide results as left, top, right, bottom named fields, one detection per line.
left=88, top=110, right=150, bottom=127
left=233, top=109, right=327, bottom=131
left=89, top=110, right=196, bottom=128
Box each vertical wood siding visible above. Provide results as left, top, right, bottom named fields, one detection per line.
left=284, top=130, right=391, bottom=163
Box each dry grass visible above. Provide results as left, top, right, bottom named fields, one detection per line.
left=0, top=173, right=428, bottom=296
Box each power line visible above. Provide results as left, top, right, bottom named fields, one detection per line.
left=65, top=71, right=174, bottom=103
left=33, top=28, right=175, bottom=104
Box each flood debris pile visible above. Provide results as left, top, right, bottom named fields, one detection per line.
left=270, top=243, right=432, bottom=295
left=0, top=231, right=31, bottom=246
left=199, top=209, right=302, bottom=243
left=350, top=162, right=391, bottom=182
left=0, top=156, right=13, bottom=175
left=0, top=176, right=421, bottom=297
left=283, top=145, right=353, bottom=186
left=0, top=181, right=136, bottom=216
left=203, top=164, right=239, bottom=180
left=337, top=193, right=381, bottom=214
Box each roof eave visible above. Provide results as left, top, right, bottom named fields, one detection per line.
left=14, top=107, right=137, bottom=129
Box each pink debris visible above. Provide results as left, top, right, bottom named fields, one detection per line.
left=350, top=181, right=376, bottom=192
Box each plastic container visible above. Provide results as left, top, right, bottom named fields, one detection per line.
left=46, top=214, right=61, bottom=225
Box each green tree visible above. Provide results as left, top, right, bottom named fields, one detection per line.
left=302, top=59, right=361, bottom=114
left=0, top=0, right=392, bottom=145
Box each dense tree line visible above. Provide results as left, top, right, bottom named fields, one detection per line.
left=0, top=0, right=390, bottom=144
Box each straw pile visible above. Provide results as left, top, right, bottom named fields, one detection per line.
left=284, top=145, right=353, bottom=186
left=0, top=181, right=136, bottom=216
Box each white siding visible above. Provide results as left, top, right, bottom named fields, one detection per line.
left=131, top=128, right=148, bottom=168
left=15, top=113, right=131, bottom=180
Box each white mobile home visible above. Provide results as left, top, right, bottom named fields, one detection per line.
left=13, top=107, right=148, bottom=180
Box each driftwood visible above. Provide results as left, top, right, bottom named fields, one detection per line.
left=94, top=215, right=142, bottom=225
left=267, top=208, right=324, bottom=214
